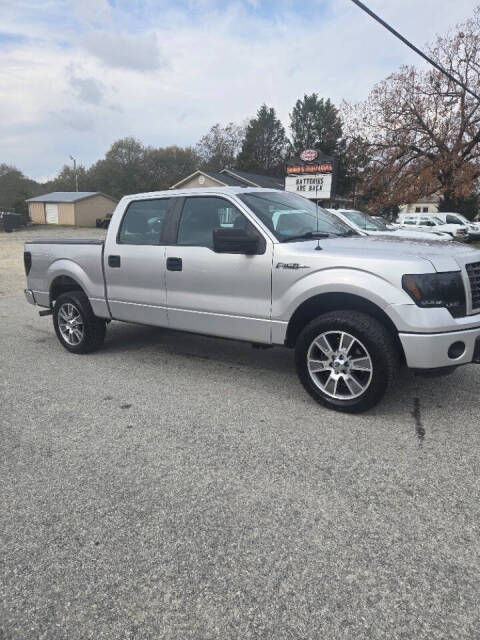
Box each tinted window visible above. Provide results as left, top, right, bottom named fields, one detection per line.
left=177, top=197, right=255, bottom=248
left=446, top=215, right=463, bottom=224
left=119, top=198, right=170, bottom=245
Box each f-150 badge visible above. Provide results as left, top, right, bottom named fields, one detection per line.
left=276, top=263, right=310, bottom=270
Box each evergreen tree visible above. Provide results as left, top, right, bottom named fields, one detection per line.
left=236, top=104, right=289, bottom=176
left=290, top=94, right=343, bottom=157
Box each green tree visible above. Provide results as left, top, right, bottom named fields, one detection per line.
left=0, top=164, right=41, bottom=214
left=87, top=137, right=146, bottom=198
left=337, top=135, right=372, bottom=206
left=290, top=94, right=344, bottom=157
left=236, top=104, right=289, bottom=176
left=143, top=145, right=200, bottom=190
left=438, top=192, right=478, bottom=220
left=48, top=164, right=90, bottom=192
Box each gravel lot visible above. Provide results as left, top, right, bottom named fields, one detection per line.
left=1, top=226, right=480, bottom=639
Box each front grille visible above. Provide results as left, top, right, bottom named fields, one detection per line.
left=466, top=262, right=480, bottom=311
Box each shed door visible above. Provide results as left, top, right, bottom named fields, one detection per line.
left=45, top=203, right=59, bottom=224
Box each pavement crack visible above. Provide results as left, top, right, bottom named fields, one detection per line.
left=411, top=397, right=426, bottom=443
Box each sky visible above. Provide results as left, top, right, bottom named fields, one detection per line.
left=0, top=0, right=478, bottom=181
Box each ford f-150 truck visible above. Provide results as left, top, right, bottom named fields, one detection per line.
left=24, top=187, right=480, bottom=412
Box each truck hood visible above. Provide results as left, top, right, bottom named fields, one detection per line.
left=364, top=229, right=451, bottom=242
left=279, top=235, right=480, bottom=272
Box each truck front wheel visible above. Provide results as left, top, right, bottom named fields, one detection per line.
left=53, top=291, right=106, bottom=354
left=295, top=310, right=399, bottom=413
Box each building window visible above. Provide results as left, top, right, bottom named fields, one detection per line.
left=415, top=207, right=421, bottom=213
left=423, top=207, right=429, bottom=212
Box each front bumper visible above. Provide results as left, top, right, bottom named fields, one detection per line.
left=24, top=289, right=36, bottom=305
left=400, top=326, right=480, bottom=369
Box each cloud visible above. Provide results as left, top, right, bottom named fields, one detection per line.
left=69, top=74, right=104, bottom=105
left=74, top=0, right=112, bottom=26
left=55, top=108, right=96, bottom=132
left=0, top=0, right=478, bottom=180
left=82, top=30, right=165, bottom=72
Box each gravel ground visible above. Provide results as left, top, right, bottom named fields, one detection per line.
left=0, top=226, right=106, bottom=296
left=1, top=226, right=480, bottom=639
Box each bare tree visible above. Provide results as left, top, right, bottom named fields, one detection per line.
left=196, top=122, right=246, bottom=171
left=342, top=6, right=480, bottom=213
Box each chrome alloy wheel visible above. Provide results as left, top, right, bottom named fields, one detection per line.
left=58, top=302, right=84, bottom=346
left=307, top=331, right=373, bottom=400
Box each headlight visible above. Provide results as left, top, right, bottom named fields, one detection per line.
left=402, top=272, right=466, bottom=317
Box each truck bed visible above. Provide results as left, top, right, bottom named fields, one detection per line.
left=25, top=238, right=104, bottom=245
left=25, top=238, right=108, bottom=316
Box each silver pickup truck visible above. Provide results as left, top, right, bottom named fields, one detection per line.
left=24, top=187, right=480, bottom=412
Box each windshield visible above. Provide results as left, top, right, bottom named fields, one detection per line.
left=370, top=216, right=388, bottom=230
left=341, top=210, right=387, bottom=231
left=238, top=191, right=353, bottom=241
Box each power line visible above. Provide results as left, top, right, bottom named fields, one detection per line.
left=349, top=0, right=480, bottom=102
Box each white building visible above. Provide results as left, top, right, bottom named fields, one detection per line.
left=399, top=195, right=440, bottom=214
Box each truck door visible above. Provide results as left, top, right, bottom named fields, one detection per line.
left=165, top=195, right=273, bottom=343
left=104, top=197, right=172, bottom=326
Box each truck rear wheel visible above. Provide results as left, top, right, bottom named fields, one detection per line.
left=295, top=310, right=399, bottom=413
left=53, top=291, right=106, bottom=354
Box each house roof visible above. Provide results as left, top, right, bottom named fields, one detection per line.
left=26, top=191, right=117, bottom=203
left=170, top=169, right=245, bottom=189
left=171, top=168, right=284, bottom=190
left=221, top=169, right=284, bottom=190
left=203, top=171, right=245, bottom=186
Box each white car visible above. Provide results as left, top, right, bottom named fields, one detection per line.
left=396, top=213, right=474, bottom=239
left=328, top=209, right=452, bottom=242
left=430, top=212, right=480, bottom=242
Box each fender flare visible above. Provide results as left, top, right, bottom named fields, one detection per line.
left=275, top=267, right=413, bottom=323
left=47, top=259, right=94, bottom=300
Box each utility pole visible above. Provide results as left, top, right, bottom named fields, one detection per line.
left=349, top=0, right=480, bottom=102
left=69, top=155, right=78, bottom=192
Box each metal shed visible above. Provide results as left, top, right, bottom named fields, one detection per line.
left=26, top=192, right=117, bottom=227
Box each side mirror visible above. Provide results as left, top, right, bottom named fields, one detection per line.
left=213, top=227, right=260, bottom=254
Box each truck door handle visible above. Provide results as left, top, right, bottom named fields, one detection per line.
left=167, top=257, right=182, bottom=271
left=108, top=255, right=121, bottom=268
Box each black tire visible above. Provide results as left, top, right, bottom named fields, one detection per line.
left=53, top=291, right=106, bottom=354
left=295, top=310, right=399, bottom=413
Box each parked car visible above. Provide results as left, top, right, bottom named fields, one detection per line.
left=328, top=209, right=451, bottom=242
left=96, top=213, right=112, bottom=229
left=431, top=212, right=480, bottom=242
left=24, top=187, right=480, bottom=413
left=0, top=211, right=28, bottom=232
left=396, top=213, right=469, bottom=239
